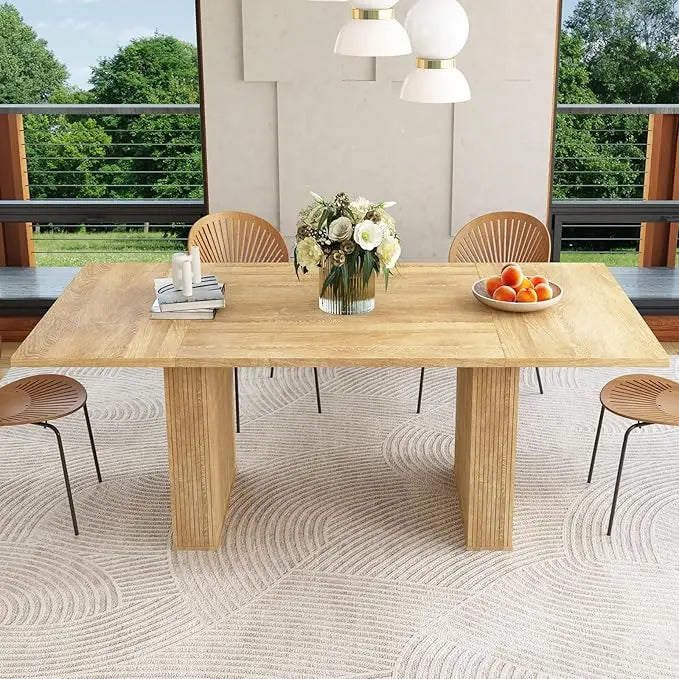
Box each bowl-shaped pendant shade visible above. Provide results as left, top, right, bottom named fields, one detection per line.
left=335, top=2, right=411, bottom=57
left=400, top=65, right=471, bottom=103
left=335, top=18, right=411, bottom=56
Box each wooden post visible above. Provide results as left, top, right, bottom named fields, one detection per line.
left=0, top=113, right=35, bottom=267
left=639, top=114, right=679, bottom=267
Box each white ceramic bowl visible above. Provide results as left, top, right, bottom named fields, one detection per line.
left=472, top=279, right=563, bottom=313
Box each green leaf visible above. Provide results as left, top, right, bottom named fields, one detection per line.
left=383, top=265, right=390, bottom=290
left=341, top=260, right=349, bottom=290
left=320, top=265, right=340, bottom=297
left=363, top=250, right=374, bottom=286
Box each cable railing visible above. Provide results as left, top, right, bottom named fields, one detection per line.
left=0, top=104, right=204, bottom=266
left=552, top=104, right=679, bottom=264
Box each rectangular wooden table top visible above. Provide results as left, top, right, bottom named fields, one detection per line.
left=12, top=262, right=669, bottom=370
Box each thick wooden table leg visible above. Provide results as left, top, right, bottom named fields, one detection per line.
left=164, top=367, right=236, bottom=550
left=455, top=367, right=519, bottom=550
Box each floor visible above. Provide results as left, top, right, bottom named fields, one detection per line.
left=1, top=355, right=679, bottom=678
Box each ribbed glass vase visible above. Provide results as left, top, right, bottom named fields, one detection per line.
left=318, top=262, right=376, bottom=315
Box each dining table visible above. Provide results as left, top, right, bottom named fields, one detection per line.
left=11, top=262, right=669, bottom=551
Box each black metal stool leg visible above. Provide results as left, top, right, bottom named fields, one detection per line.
left=607, top=422, right=648, bottom=536
left=535, top=367, right=544, bottom=395
left=82, top=403, right=102, bottom=483
left=35, top=422, right=79, bottom=536
left=313, top=368, right=322, bottom=414
left=270, top=367, right=275, bottom=378
left=588, top=405, right=606, bottom=483
left=417, top=368, right=425, bottom=414
left=234, top=367, right=241, bottom=434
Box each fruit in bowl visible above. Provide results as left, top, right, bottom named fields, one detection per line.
left=475, top=264, right=562, bottom=313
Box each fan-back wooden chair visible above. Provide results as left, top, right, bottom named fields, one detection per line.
left=588, top=374, right=679, bottom=535
left=0, top=374, right=102, bottom=535
left=417, top=211, right=552, bottom=413
left=188, top=212, right=322, bottom=433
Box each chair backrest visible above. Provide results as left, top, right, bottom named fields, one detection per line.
left=188, top=211, right=289, bottom=264
left=448, top=211, right=551, bottom=264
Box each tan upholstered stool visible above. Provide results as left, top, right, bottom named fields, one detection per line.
left=0, top=375, right=102, bottom=535
left=588, top=374, right=679, bottom=535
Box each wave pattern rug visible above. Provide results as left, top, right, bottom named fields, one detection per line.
left=1, top=360, right=679, bottom=678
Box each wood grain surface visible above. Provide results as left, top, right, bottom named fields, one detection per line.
left=12, top=263, right=669, bottom=370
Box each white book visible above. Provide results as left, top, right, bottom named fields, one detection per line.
left=150, top=299, right=216, bottom=320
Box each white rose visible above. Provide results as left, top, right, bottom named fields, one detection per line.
left=296, top=237, right=324, bottom=268
left=353, top=220, right=384, bottom=251
left=377, top=236, right=401, bottom=270
left=328, top=216, right=354, bottom=242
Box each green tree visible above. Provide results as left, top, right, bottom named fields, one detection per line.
left=554, top=33, right=646, bottom=200
left=90, top=35, right=199, bottom=104
left=88, top=35, right=202, bottom=200
left=567, top=0, right=679, bottom=54
left=0, top=4, right=69, bottom=103
left=567, top=0, right=679, bottom=103
left=25, top=116, right=112, bottom=199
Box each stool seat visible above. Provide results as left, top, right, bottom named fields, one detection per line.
left=0, top=375, right=87, bottom=427
left=600, top=374, right=679, bottom=426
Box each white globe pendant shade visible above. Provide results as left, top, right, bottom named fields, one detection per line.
left=405, top=0, right=469, bottom=58
left=400, top=62, right=470, bottom=103
left=400, top=0, right=471, bottom=103
left=335, top=1, right=411, bottom=57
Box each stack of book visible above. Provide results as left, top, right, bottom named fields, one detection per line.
left=151, top=275, right=225, bottom=320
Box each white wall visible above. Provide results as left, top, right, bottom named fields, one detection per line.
left=198, top=0, right=559, bottom=260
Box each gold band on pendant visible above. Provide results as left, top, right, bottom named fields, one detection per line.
left=416, top=57, right=456, bottom=70
left=352, top=7, right=395, bottom=20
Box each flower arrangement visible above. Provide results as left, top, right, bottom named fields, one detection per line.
left=294, top=191, right=401, bottom=297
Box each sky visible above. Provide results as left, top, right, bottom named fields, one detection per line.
left=11, top=0, right=197, bottom=89
left=12, top=0, right=576, bottom=90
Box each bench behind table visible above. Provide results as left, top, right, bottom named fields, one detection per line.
left=611, top=267, right=679, bottom=341
left=0, top=267, right=79, bottom=342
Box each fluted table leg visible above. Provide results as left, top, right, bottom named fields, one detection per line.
left=455, top=367, right=519, bottom=550
left=164, top=367, right=236, bottom=550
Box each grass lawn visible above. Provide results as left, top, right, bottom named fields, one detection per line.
left=33, top=233, right=679, bottom=268
left=562, top=250, right=679, bottom=266
left=34, top=232, right=182, bottom=267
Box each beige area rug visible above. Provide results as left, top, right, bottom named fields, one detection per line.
left=0, top=360, right=678, bottom=678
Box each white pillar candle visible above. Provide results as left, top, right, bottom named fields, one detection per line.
left=172, top=252, right=186, bottom=291
left=191, top=245, right=202, bottom=285
left=181, top=257, right=193, bottom=297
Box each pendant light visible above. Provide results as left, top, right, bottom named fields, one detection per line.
left=335, top=1, right=412, bottom=57
left=400, top=0, right=471, bottom=103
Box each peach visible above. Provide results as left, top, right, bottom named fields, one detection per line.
left=516, top=288, right=538, bottom=303
left=530, top=275, right=548, bottom=287
left=493, top=285, right=517, bottom=303
left=534, top=282, right=553, bottom=301
left=501, top=262, right=520, bottom=272
left=513, top=277, right=534, bottom=292
left=501, top=264, right=523, bottom=289
left=485, top=275, right=503, bottom=297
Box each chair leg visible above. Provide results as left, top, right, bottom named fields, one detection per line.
left=588, top=405, right=606, bottom=483
left=234, top=367, right=241, bottom=434
left=313, top=368, right=322, bottom=414
left=82, top=403, right=102, bottom=483
left=270, top=367, right=275, bottom=378
left=35, top=422, right=79, bottom=536
left=417, top=368, right=425, bottom=414
left=607, top=422, right=648, bottom=536
left=535, top=367, right=544, bottom=395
